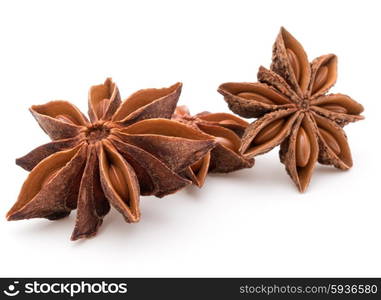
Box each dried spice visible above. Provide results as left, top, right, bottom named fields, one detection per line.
left=7, top=79, right=216, bottom=240
left=218, top=27, right=364, bottom=192
left=172, top=106, right=254, bottom=186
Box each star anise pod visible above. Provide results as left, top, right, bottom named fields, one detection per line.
left=172, top=105, right=254, bottom=187
left=218, top=27, right=364, bottom=192
left=7, top=79, right=216, bottom=240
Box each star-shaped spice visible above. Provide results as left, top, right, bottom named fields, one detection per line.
left=218, top=27, right=364, bottom=192
left=172, top=106, right=254, bottom=187
left=7, top=79, right=216, bottom=240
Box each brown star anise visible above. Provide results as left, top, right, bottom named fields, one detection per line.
left=218, top=27, right=364, bottom=192
left=172, top=105, right=254, bottom=187
left=7, top=79, right=216, bottom=240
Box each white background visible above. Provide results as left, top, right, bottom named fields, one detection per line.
left=0, top=0, right=380, bottom=277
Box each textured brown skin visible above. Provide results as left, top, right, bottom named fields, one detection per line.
left=208, top=144, right=254, bottom=173
left=310, top=93, right=364, bottom=127
left=114, top=83, right=182, bottom=126
left=71, top=146, right=108, bottom=240
left=30, top=101, right=89, bottom=140
left=111, top=138, right=194, bottom=197
left=312, top=112, right=353, bottom=170
left=196, top=112, right=248, bottom=137
left=271, top=31, right=306, bottom=98
left=180, top=153, right=211, bottom=187
left=257, top=67, right=299, bottom=102
left=117, top=134, right=216, bottom=173
left=308, top=54, right=337, bottom=98
left=172, top=106, right=254, bottom=186
left=279, top=113, right=319, bottom=192
left=8, top=145, right=87, bottom=221
left=218, top=27, right=364, bottom=192
left=218, top=84, right=275, bottom=118
left=8, top=79, right=216, bottom=240
left=279, top=114, right=305, bottom=189
left=16, top=137, right=81, bottom=171
left=240, top=109, right=299, bottom=158
left=88, top=78, right=122, bottom=122
left=31, top=109, right=84, bottom=140
left=97, top=141, right=140, bottom=223
left=311, top=106, right=363, bottom=127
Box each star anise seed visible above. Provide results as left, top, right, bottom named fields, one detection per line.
left=172, top=105, right=254, bottom=187
left=218, top=27, right=364, bottom=192
left=8, top=79, right=216, bottom=240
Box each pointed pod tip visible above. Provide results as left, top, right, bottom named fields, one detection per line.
left=6, top=211, right=19, bottom=221
left=217, top=86, right=226, bottom=95
left=125, top=209, right=141, bottom=224
left=15, top=157, right=32, bottom=171
left=247, top=158, right=255, bottom=168
left=171, top=82, right=183, bottom=91
left=70, top=230, right=97, bottom=241
left=128, top=215, right=141, bottom=223
left=190, top=175, right=204, bottom=188
left=298, top=186, right=306, bottom=193
left=195, top=182, right=204, bottom=188
left=173, top=82, right=183, bottom=94
left=340, top=161, right=352, bottom=170
left=258, top=65, right=267, bottom=72
left=164, top=82, right=182, bottom=99
left=278, top=27, right=296, bottom=43
left=70, top=234, right=87, bottom=242
left=279, top=26, right=291, bottom=35
left=296, top=180, right=309, bottom=193
left=217, top=82, right=237, bottom=94
left=70, top=234, right=79, bottom=241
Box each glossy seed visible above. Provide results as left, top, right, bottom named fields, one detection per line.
left=97, top=98, right=109, bottom=119
left=286, top=48, right=300, bottom=82
left=215, top=136, right=236, bottom=151
left=237, top=92, right=274, bottom=105
left=253, top=118, right=285, bottom=145
left=320, top=104, right=347, bottom=114
left=296, top=127, right=311, bottom=168
left=312, top=66, right=328, bottom=94
left=319, top=128, right=341, bottom=155
left=109, top=164, right=129, bottom=200
left=56, top=114, right=76, bottom=124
